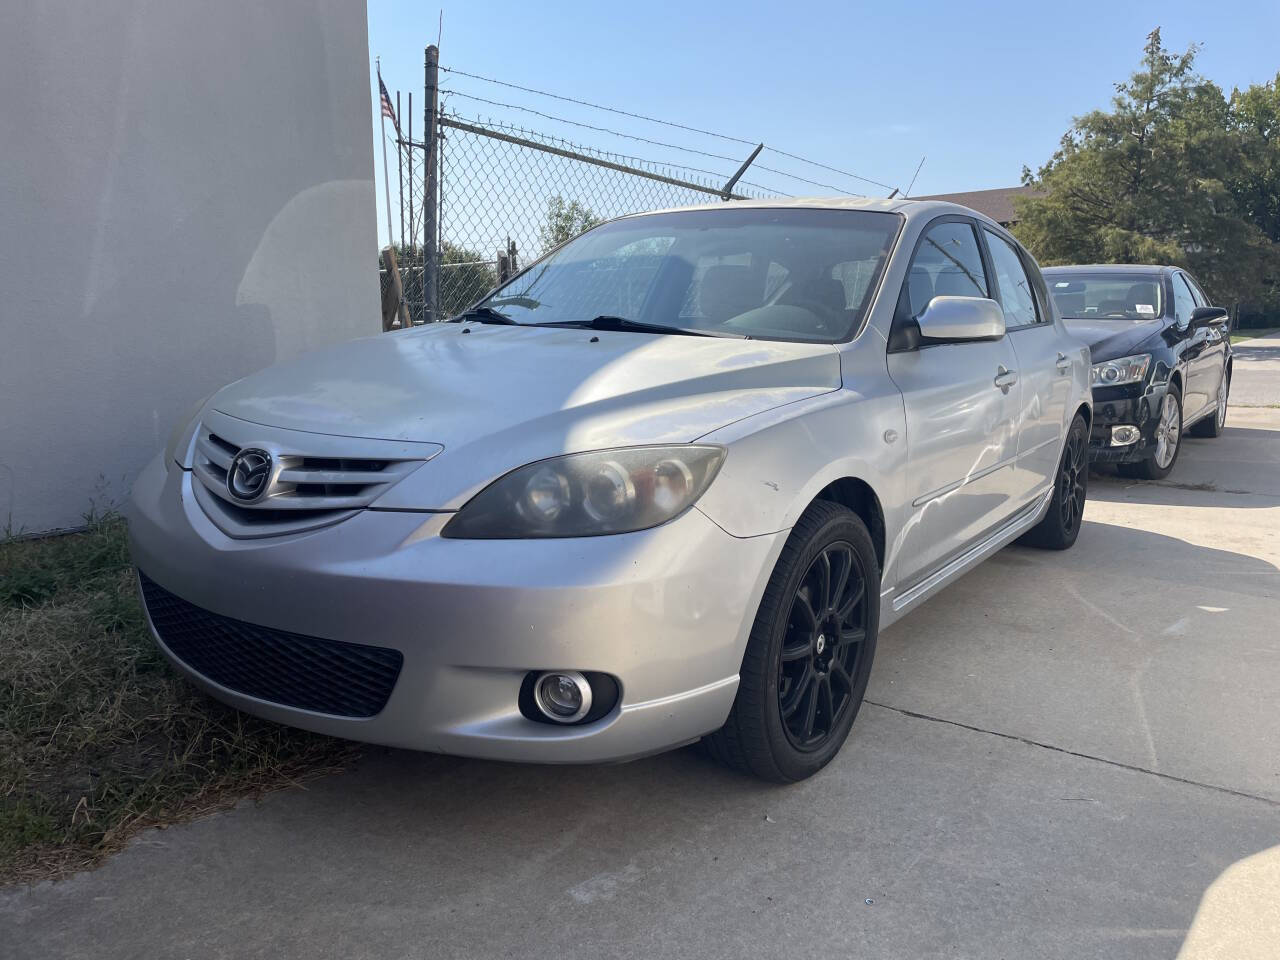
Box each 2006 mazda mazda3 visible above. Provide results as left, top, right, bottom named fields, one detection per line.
left=129, top=198, right=1091, bottom=781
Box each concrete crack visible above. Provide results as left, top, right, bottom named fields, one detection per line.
left=865, top=700, right=1280, bottom=808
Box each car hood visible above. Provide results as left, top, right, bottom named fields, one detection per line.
left=210, top=323, right=841, bottom=508
left=1063, top=317, right=1165, bottom=362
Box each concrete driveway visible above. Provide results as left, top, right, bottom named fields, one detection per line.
left=5, top=365, right=1279, bottom=958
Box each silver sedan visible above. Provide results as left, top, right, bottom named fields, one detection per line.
left=129, top=198, right=1091, bottom=781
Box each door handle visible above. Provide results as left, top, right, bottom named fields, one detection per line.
left=994, top=366, right=1018, bottom=394
left=1055, top=352, right=1072, bottom=373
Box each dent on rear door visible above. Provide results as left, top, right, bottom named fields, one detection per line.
left=1006, top=326, right=1072, bottom=504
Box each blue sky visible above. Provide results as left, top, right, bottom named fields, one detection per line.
left=367, top=0, right=1280, bottom=247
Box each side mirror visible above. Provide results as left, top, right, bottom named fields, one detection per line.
left=916, top=296, right=1006, bottom=343
left=1189, top=306, right=1229, bottom=330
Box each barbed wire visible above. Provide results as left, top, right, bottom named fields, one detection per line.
left=439, top=90, right=863, bottom=197
left=440, top=64, right=896, bottom=192
left=440, top=65, right=757, bottom=146
left=439, top=90, right=747, bottom=165
left=438, top=112, right=787, bottom=197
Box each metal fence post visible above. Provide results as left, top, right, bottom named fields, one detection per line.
left=424, top=44, right=440, bottom=322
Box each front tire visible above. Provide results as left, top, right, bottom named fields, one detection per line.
left=1121, top=383, right=1182, bottom=480
left=1020, top=412, right=1088, bottom=550
left=704, top=500, right=879, bottom=783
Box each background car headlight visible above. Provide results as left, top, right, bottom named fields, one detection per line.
left=1090, top=354, right=1151, bottom=387
left=443, top=445, right=726, bottom=538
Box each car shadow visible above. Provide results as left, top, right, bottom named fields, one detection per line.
left=1085, top=428, right=1280, bottom=507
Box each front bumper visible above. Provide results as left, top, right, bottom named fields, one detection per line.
left=127, top=455, right=784, bottom=763
left=1087, top=384, right=1166, bottom=464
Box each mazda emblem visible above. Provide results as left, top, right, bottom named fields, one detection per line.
left=227, top=448, right=273, bottom=503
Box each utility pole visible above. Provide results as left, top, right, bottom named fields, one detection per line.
left=424, top=44, right=440, bottom=322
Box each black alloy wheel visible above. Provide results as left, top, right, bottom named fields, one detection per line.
left=778, top=542, right=869, bottom=752
left=1020, top=412, right=1089, bottom=550
left=704, top=500, right=880, bottom=782
left=1057, top=422, right=1088, bottom=538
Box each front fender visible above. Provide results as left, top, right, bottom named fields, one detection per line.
left=694, top=389, right=907, bottom=584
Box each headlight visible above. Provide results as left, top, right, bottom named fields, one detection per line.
left=1090, top=354, right=1151, bottom=387
left=442, top=445, right=726, bottom=539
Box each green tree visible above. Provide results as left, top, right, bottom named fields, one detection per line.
left=1230, top=73, right=1280, bottom=244
left=439, top=241, right=497, bottom=317
left=540, top=196, right=600, bottom=252
left=1227, top=74, right=1280, bottom=319
left=1014, top=29, right=1276, bottom=305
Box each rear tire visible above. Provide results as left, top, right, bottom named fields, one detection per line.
left=1120, top=383, right=1182, bottom=480
left=1020, top=412, right=1088, bottom=550
left=704, top=500, right=879, bottom=783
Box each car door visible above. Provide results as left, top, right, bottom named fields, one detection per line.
left=887, top=217, right=1023, bottom=587
left=981, top=227, right=1071, bottom=507
left=1181, top=271, right=1228, bottom=417
left=1171, top=271, right=1216, bottom=419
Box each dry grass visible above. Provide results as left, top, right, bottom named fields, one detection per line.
left=0, top=513, right=358, bottom=886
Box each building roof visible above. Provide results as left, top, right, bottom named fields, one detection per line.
left=909, top=185, right=1040, bottom=225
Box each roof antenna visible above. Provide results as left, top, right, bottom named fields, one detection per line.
left=886, top=188, right=899, bottom=199
left=904, top=155, right=926, bottom=198
left=721, top=143, right=764, bottom=200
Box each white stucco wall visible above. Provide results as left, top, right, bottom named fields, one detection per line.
left=0, top=0, right=378, bottom=533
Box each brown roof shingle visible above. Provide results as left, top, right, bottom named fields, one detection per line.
left=911, top=185, right=1040, bottom=225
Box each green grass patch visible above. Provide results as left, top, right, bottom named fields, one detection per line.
left=1, top=513, right=358, bottom=885
left=1230, top=327, right=1279, bottom=344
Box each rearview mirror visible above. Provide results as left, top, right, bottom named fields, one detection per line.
left=1189, top=305, right=1229, bottom=330
left=916, top=296, right=1006, bottom=343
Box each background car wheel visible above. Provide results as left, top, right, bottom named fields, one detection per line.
left=704, top=500, right=879, bottom=783
left=1120, top=383, right=1183, bottom=480
left=1019, top=412, right=1089, bottom=550
left=1190, top=369, right=1229, bottom=438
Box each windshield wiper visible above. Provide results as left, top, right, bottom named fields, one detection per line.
left=451, top=306, right=518, bottom=325
left=537, top=316, right=748, bottom=339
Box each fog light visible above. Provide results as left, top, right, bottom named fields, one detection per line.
left=533, top=671, right=592, bottom=723
left=1111, top=425, right=1141, bottom=446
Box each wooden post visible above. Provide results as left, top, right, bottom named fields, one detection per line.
left=381, top=246, right=409, bottom=331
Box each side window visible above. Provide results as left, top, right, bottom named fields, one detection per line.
left=984, top=230, right=1040, bottom=327
left=1172, top=274, right=1195, bottom=326
left=1184, top=273, right=1209, bottom=307
left=904, top=221, right=988, bottom=318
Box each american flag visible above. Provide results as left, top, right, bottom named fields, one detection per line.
left=377, top=69, right=400, bottom=138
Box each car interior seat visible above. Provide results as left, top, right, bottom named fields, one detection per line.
left=697, top=265, right=762, bottom=324
left=907, top=265, right=935, bottom=316
left=1124, top=282, right=1159, bottom=316
left=932, top=266, right=984, bottom=299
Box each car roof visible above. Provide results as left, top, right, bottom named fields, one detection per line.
left=619, top=196, right=1008, bottom=231
left=1042, top=264, right=1171, bottom=275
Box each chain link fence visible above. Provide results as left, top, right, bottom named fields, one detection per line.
left=432, top=116, right=778, bottom=319
left=381, top=87, right=783, bottom=326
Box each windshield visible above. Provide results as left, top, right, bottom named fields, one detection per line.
left=476, top=208, right=903, bottom=342
left=1047, top=272, right=1164, bottom=321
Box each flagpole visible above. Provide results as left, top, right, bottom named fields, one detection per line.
left=376, top=59, right=394, bottom=249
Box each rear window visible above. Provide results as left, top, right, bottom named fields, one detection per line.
left=1047, top=273, right=1163, bottom=320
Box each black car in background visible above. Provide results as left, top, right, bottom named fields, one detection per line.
left=1044, top=265, right=1232, bottom=479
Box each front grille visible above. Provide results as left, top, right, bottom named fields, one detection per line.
left=139, top=572, right=403, bottom=718
left=190, top=424, right=428, bottom=538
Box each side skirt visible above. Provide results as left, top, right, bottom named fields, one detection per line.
left=880, top=487, right=1054, bottom=629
